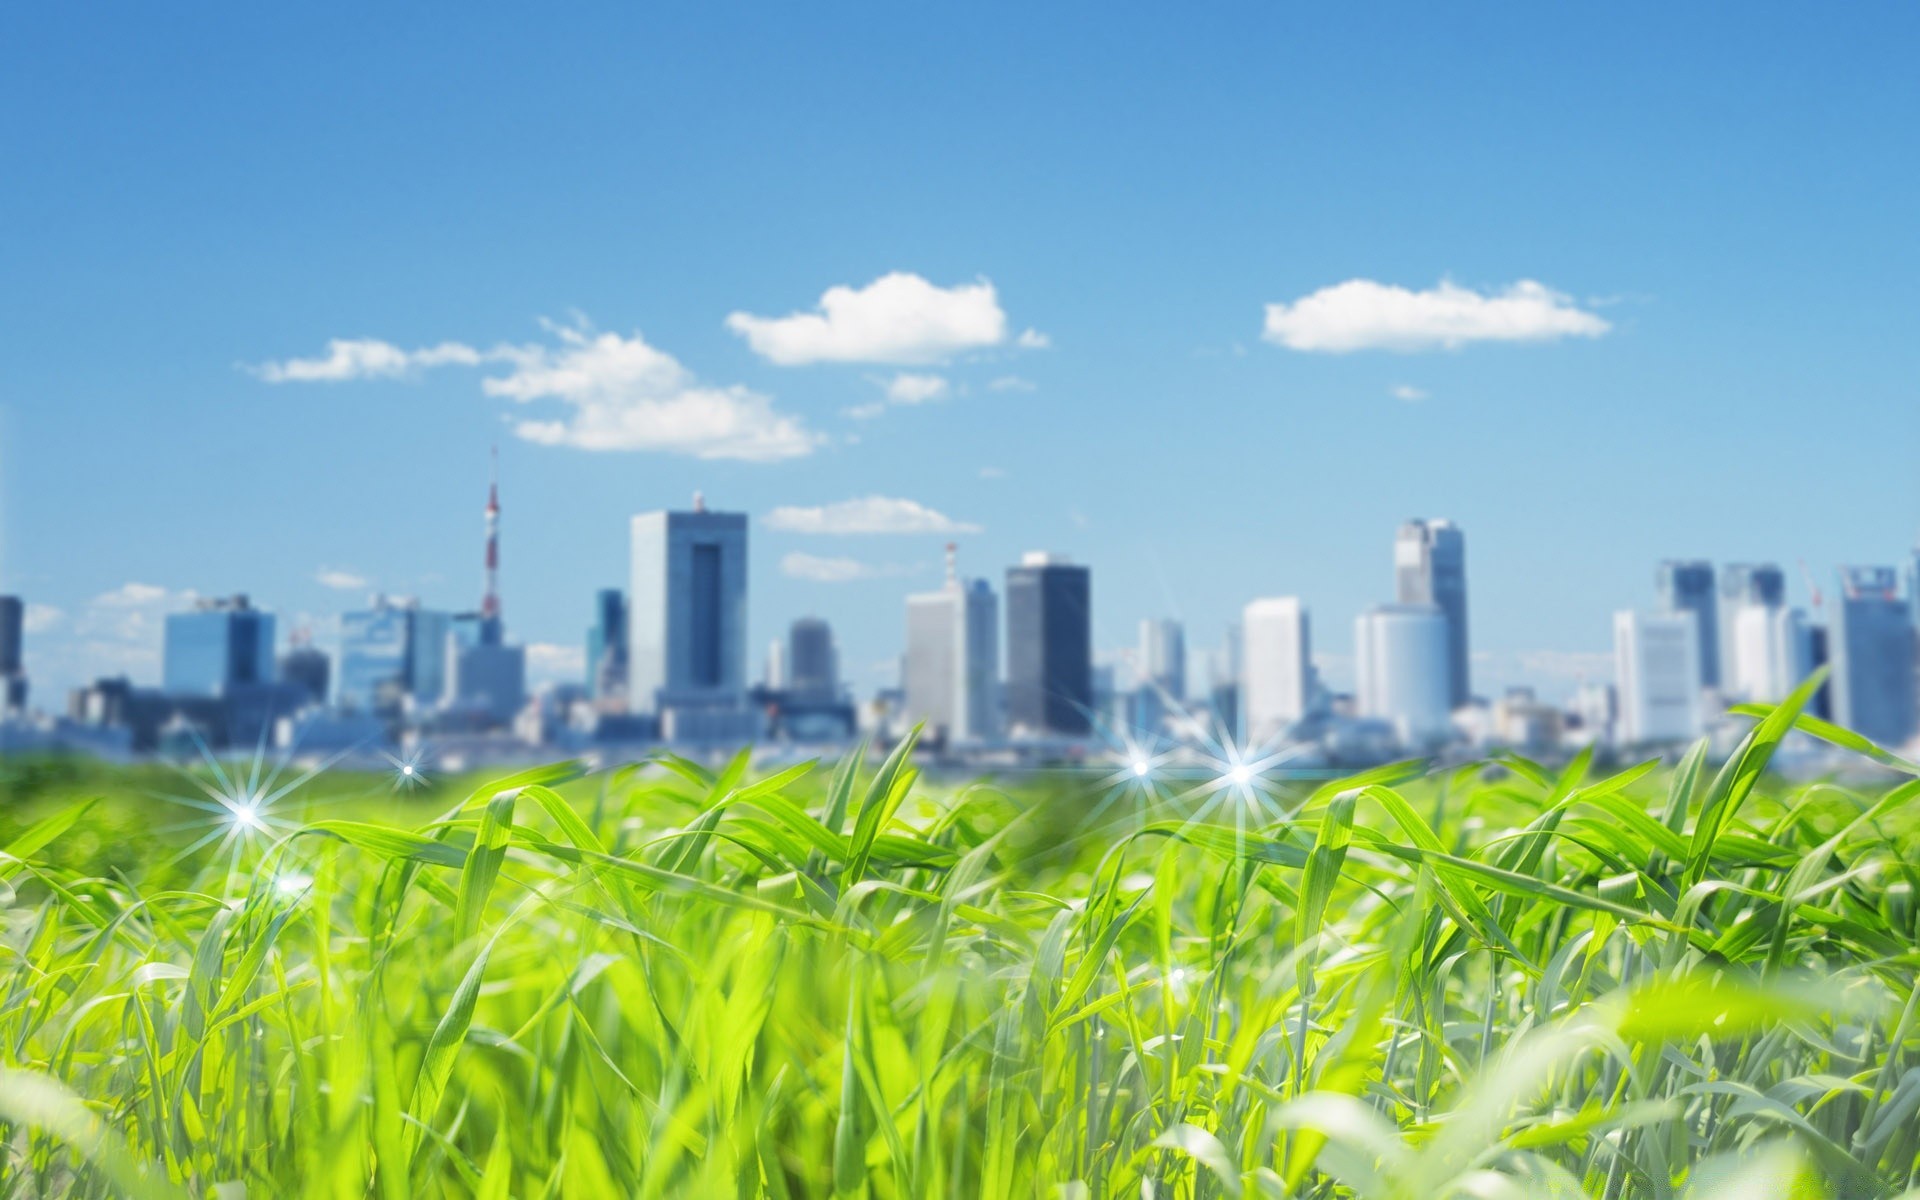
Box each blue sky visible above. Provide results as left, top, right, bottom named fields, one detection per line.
left=4, top=4, right=1917, bottom=703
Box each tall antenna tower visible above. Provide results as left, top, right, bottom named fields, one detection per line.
left=481, top=446, right=501, bottom=624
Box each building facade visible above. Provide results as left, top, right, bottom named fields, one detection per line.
left=1241, top=596, right=1310, bottom=745
left=1831, top=567, right=1917, bottom=746
left=1613, top=609, right=1703, bottom=744
left=1394, top=520, right=1470, bottom=708
left=1139, top=618, right=1186, bottom=702
left=163, top=596, right=275, bottom=698
left=1004, top=553, right=1091, bottom=737
left=1355, top=603, right=1452, bottom=748
left=629, top=498, right=750, bottom=731
left=1655, top=560, right=1719, bottom=690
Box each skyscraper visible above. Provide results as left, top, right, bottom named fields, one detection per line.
left=1005, top=552, right=1091, bottom=737
left=1139, top=618, right=1186, bottom=702
left=0, top=595, right=24, bottom=712
left=787, top=617, right=839, bottom=702
left=1728, top=604, right=1813, bottom=704
left=629, top=494, right=750, bottom=731
left=586, top=588, right=629, bottom=702
left=905, top=547, right=999, bottom=742
left=1831, top=567, right=1917, bottom=746
left=1719, top=562, right=1787, bottom=692
left=1613, top=609, right=1703, bottom=744
left=340, top=596, right=452, bottom=713
left=1354, top=604, right=1452, bottom=748
left=1394, top=520, right=1469, bottom=708
left=1655, top=560, right=1719, bottom=689
left=1241, top=597, right=1310, bottom=745
left=163, top=596, right=275, bottom=698
left=277, top=643, right=331, bottom=709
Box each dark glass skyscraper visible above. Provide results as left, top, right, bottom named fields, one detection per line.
left=1394, top=520, right=1470, bottom=707
left=1005, top=553, right=1092, bottom=737
left=1655, top=559, right=1719, bottom=689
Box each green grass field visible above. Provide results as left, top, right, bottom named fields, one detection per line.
left=0, top=679, right=1916, bottom=1198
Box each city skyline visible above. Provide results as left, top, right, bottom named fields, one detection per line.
left=4, top=5, right=1919, bottom=706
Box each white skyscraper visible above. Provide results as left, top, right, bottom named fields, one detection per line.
left=1729, top=604, right=1813, bottom=703
left=1354, top=604, right=1453, bottom=748
left=1242, top=597, right=1310, bottom=744
left=1614, top=610, right=1703, bottom=744
left=903, top=546, right=1000, bottom=743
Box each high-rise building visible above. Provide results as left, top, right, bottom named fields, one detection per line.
left=787, top=617, right=838, bottom=702
left=1719, top=562, right=1787, bottom=693
left=1831, top=567, right=1917, bottom=746
left=1655, top=560, right=1719, bottom=689
left=340, top=597, right=452, bottom=713
left=163, top=596, right=275, bottom=698
left=764, top=637, right=788, bottom=690
left=0, top=595, right=25, bottom=712
left=1729, top=604, right=1813, bottom=704
left=1004, top=552, right=1091, bottom=737
left=905, top=547, right=999, bottom=741
left=1355, top=604, right=1453, bottom=748
left=1613, top=609, right=1703, bottom=744
left=1139, top=618, right=1186, bottom=702
left=586, top=588, right=629, bottom=702
left=1394, top=520, right=1469, bottom=707
left=1241, top=597, right=1310, bottom=745
left=629, top=494, right=750, bottom=731
left=0, top=595, right=21, bottom=676
left=277, top=644, right=331, bottom=708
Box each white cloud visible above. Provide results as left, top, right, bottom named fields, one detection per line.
left=526, top=641, right=587, bottom=683
left=1016, top=328, right=1051, bottom=350
left=23, top=604, right=63, bottom=634
left=843, top=402, right=888, bottom=421
left=987, top=375, right=1036, bottom=393
left=28, top=583, right=197, bottom=691
left=726, top=273, right=1009, bottom=365
left=492, top=323, right=819, bottom=461
left=978, top=466, right=1007, bottom=480
left=251, top=338, right=486, bottom=382
left=315, top=568, right=369, bottom=591
left=780, top=553, right=910, bottom=583
left=254, top=318, right=819, bottom=462
left=884, top=372, right=950, bottom=405
left=1390, top=384, right=1428, bottom=402
left=1262, top=279, right=1610, bottom=353
left=765, top=495, right=981, bottom=536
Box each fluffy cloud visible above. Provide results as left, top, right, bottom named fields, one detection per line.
left=27, top=583, right=197, bottom=693
left=1390, top=384, right=1428, bottom=402
left=493, top=324, right=819, bottom=461
left=1262, top=279, right=1609, bottom=353
left=252, top=319, right=819, bottom=462
left=250, top=339, right=487, bottom=382
left=726, top=273, right=1011, bottom=365
left=765, top=495, right=981, bottom=535
left=884, top=373, right=950, bottom=405
left=315, top=568, right=369, bottom=591
left=780, top=553, right=911, bottom=583
left=987, top=375, right=1036, bottom=393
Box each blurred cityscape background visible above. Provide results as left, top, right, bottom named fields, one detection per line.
left=3, top=455, right=1913, bottom=774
